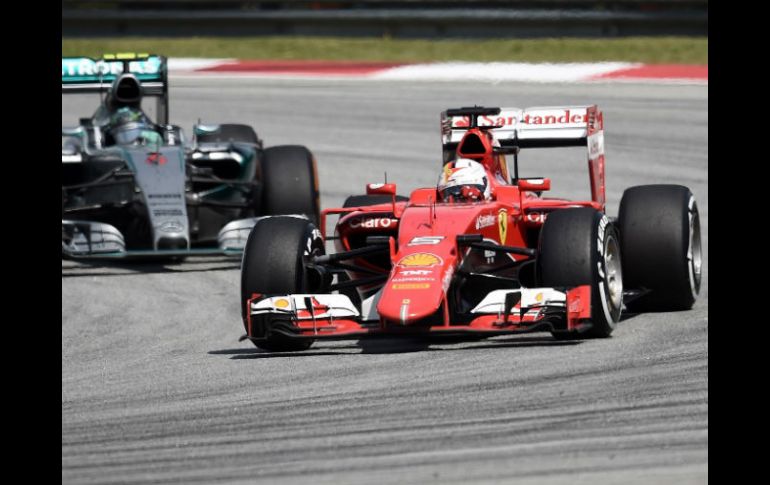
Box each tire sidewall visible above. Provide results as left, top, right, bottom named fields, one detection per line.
left=300, top=222, right=326, bottom=292
left=686, top=196, right=702, bottom=300
left=595, top=214, right=622, bottom=332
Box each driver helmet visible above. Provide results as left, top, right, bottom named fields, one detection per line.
left=109, top=106, right=160, bottom=145
left=438, top=158, right=491, bottom=202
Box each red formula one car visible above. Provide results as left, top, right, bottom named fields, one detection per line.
left=239, top=105, right=702, bottom=351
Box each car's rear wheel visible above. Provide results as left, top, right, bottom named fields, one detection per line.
left=260, top=146, right=320, bottom=226
left=241, top=216, right=325, bottom=351
left=618, top=185, right=701, bottom=312
left=538, top=208, right=623, bottom=339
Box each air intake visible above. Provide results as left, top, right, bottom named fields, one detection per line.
left=458, top=133, right=486, bottom=156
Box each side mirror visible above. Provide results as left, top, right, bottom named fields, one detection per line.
left=518, top=178, right=551, bottom=192
left=366, top=183, right=397, bottom=196
left=193, top=124, right=221, bottom=136
left=62, top=126, right=86, bottom=156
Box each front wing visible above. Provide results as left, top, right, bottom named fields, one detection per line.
left=62, top=218, right=256, bottom=258
left=242, top=286, right=593, bottom=342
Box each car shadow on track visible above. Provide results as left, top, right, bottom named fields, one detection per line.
left=62, top=257, right=241, bottom=277
left=211, top=335, right=582, bottom=359
left=461, top=336, right=583, bottom=350
left=209, top=340, right=430, bottom=359
left=210, top=347, right=359, bottom=359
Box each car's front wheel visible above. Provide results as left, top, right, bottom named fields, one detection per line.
left=538, top=208, right=623, bottom=339
left=241, top=216, right=325, bottom=351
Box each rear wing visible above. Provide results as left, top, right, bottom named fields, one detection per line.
left=441, top=105, right=602, bottom=148
left=61, top=53, right=169, bottom=125
left=441, top=105, right=607, bottom=209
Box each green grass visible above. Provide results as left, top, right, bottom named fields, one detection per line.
left=62, top=36, right=707, bottom=64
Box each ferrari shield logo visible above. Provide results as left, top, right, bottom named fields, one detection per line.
left=498, top=209, right=508, bottom=243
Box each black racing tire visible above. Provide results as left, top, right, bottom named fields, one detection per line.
left=260, top=146, right=320, bottom=226
left=196, top=123, right=259, bottom=145
left=618, top=185, right=702, bottom=312
left=240, top=216, right=325, bottom=351
left=538, top=208, right=623, bottom=339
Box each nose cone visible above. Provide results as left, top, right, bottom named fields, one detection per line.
left=376, top=203, right=480, bottom=326
left=377, top=252, right=450, bottom=325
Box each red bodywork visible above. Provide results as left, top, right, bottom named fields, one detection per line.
left=247, top=105, right=606, bottom=341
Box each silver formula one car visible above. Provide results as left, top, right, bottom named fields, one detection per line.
left=62, top=53, right=320, bottom=259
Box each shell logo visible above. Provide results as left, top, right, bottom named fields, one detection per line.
left=273, top=298, right=290, bottom=309
left=397, top=253, right=443, bottom=267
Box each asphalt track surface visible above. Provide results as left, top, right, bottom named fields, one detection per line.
left=62, top=79, right=708, bottom=484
